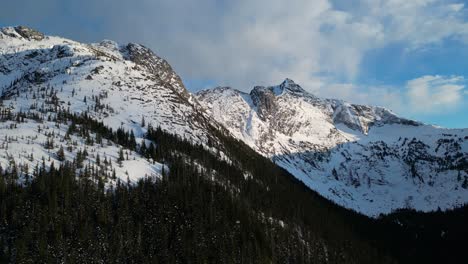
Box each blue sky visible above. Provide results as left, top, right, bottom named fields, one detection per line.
left=1, top=0, right=467, bottom=128
left=358, top=39, right=468, bottom=128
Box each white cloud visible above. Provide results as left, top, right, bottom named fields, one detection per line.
left=151, top=0, right=468, bottom=93
left=448, top=3, right=464, bottom=12
left=314, top=80, right=406, bottom=116
left=315, top=74, right=466, bottom=116
left=2, top=0, right=468, bottom=114
left=406, top=75, right=465, bottom=113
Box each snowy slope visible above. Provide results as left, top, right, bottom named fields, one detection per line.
left=1, top=26, right=467, bottom=217
left=0, top=26, right=214, bottom=141
left=0, top=26, right=219, bottom=184
left=196, top=79, right=468, bottom=217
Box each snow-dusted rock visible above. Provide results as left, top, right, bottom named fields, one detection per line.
left=0, top=26, right=219, bottom=184
left=1, top=26, right=466, bottom=217
left=196, top=79, right=468, bottom=217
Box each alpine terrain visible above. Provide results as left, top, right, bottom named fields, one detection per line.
left=0, top=25, right=222, bottom=184
left=0, top=26, right=467, bottom=263
left=196, top=79, right=468, bottom=216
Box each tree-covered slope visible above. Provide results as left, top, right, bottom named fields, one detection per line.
left=0, top=26, right=466, bottom=264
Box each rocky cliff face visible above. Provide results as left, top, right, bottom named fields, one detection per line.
left=196, top=79, right=468, bottom=216
left=1, top=26, right=45, bottom=41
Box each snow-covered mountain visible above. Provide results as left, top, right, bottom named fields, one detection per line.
left=0, top=26, right=222, bottom=184
left=196, top=79, right=468, bottom=216
left=1, top=26, right=467, bottom=218
left=3, top=27, right=394, bottom=263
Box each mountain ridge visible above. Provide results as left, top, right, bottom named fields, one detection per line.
left=1, top=26, right=467, bottom=263
left=196, top=79, right=468, bottom=216
left=0, top=26, right=403, bottom=263
left=2, top=25, right=466, bottom=217
left=0, top=25, right=233, bottom=185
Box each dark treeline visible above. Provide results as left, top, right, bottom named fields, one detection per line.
left=0, top=160, right=319, bottom=263
left=0, top=111, right=466, bottom=263
left=379, top=207, right=468, bottom=264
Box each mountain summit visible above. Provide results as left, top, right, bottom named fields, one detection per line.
left=0, top=26, right=224, bottom=183
left=1, top=25, right=466, bottom=217
left=274, top=78, right=306, bottom=94
left=1, top=26, right=467, bottom=263
left=197, top=80, right=468, bottom=216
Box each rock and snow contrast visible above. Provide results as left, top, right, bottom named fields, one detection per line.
left=196, top=79, right=468, bottom=216
left=0, top=26, right=220, bottom=185
left=1, top=26, right=466, bottom=217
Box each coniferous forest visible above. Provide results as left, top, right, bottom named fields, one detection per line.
left=0, top=111, right=467, bottom=263
left=0, top=22, right=467, bottom=264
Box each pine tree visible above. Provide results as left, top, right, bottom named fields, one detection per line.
left=118, top=148, right=124, bottom=167
left=45, top=137, right=54, bottom=149
left=57, top=145, right=65, bottom=161
left=129, top=130, right=136, bottom=150
left=140, top=142, right=147, bottom=158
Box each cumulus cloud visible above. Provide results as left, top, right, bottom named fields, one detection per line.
left=406, top=75, right=466, bottom=113
left=1, top=0, right=468, bottom=115
left=320, top=82, right=405, bottom=111
left=448, top=3, right=465, bottom=12
left=319, top=74, right=466, bottom=116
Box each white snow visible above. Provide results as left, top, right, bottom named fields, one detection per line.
left=2, top=27, right=467, bottom=217
left=0, top=26, right=216, bottom=186
left=197, top=80, right=468, bottom=217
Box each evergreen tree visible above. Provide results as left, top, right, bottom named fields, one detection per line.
left=57, top=145, right=65, bottom=161
left=118, top=148, right=124, bottom=167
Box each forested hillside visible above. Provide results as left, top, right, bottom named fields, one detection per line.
left=0, top=26, right=466, bottom=263
left=0, top=110, right=393, bottom=263
left=0, top=110, right=466, bottom=263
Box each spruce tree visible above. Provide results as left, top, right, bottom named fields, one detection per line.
left=57, top=145, right=65, bottom=161
left=118, top=148, right=124, bottom=167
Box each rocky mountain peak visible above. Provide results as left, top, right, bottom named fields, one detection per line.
left=14, top=26, right=45, bottom=40
left=0, top=26, right=45, bottom=41
left=250, top=78, right=306, bottom=98
left=121, top=43, right=188, bottom=97
left=247, top=79, right=308, bottom=120
left=197, top=79, right=468, bottom=217
left=278, top=78, right=306, bottom=94
left=250, top=86, right=278, bottom=119
left=0, top=28, right=219, bottom=147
